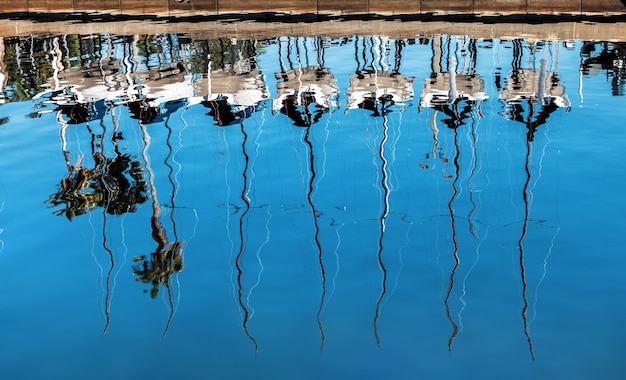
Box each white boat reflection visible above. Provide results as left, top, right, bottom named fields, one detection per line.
left=273, top=37, right=339, bottom=127
left=347, top=37, right=414, bottom=115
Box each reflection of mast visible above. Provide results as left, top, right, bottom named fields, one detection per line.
left=443, top=120, right=461, bottom=352
left=235, top=121, right=258, bottom=352
left=359, top=36, right=398, bottom=347
left=518, top=115, right=535, bottom=361
left=502, top=40, right=572, bottom=359
left=277, top=36, right=329, bottom=349
left=303, top=121, right=326, bottom=351
left=420, top=36, right=488, bottom=351
left=373, top=111, right=390, bottom=348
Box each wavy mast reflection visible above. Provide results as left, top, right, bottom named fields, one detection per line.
left=199, top=39, right=269, bottom=351
left=420, top=34, right=487, bottom=351
left=347, top=36, right=411, bottom=346
left=275, top=36, right=339, bottom=350
left=502, top=39, right=570, bottom=360
left=235, top=115, right=258, bottom=352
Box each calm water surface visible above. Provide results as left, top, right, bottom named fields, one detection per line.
left=0, top=32, right=625, bottom=379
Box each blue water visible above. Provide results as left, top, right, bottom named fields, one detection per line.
left=0, top=34, right=625, bottom=379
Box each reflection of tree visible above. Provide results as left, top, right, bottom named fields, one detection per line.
left=43, top=87, right=152, bottom=333
left=132, top=224, right=184, bottom=299
left=47, top=150, right=149, bottom=219
left=45, top=92, right=149, bottom=220
left=1, top=36, right=53, bottom=102
left=132, top=111, right=184, bottom=306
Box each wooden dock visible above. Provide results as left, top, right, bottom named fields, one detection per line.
left=0, top=0, right=625, bottom=17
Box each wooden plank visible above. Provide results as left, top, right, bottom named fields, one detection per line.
left=527, top=0, right=580, bottom=14
left=474, top=0, right=525, bottom=14
left=318, top=0, right=369, bottom=15
left=421, top=0, right=473, bottom=15
left=23, top=0, right=74, bottom=13
left=369, top=0, right=421, bottom=16
left=217, top=0, right=268, bottom=14
left=120, top=0, right=168, bottom=15
left=582, top=0, right=626, bottom=14
left=167, top=0, right=218, bottom=16
left=266, top=0, right=317, bottom=14
left=74, top=0, right=121, bottom=14
left=0, top=0, right=28, bottom=13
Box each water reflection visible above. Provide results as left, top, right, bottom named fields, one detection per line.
left=0, top=32, right=622, bottom=358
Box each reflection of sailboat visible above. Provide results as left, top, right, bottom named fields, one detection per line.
left=420, top=36, right=488, bottom=130
left=273, top=36, right=333, bottom=349
left=274, top=37, right=338, bottom=127
left=347, top=37, right=413, bottom=116
left=418, top=35, right=488, bottom=351
left=580, top=41, right=626, bottom=96
left=346, top=36, right=410, bottom=346
left=501, top=41, right=570, bottom=142
left=196, top=38, right=269, bottom=126
left=501, top=39, right=570, bottom=360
